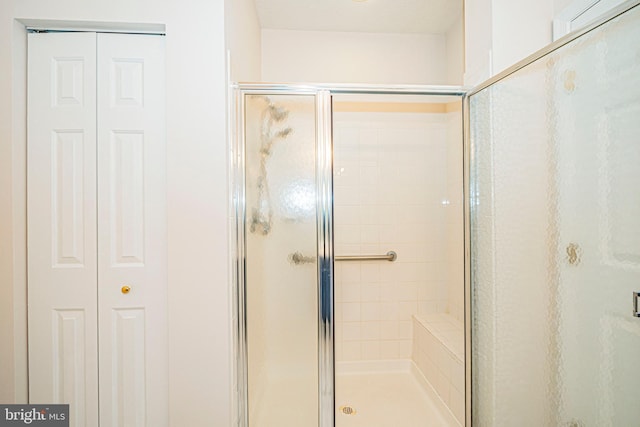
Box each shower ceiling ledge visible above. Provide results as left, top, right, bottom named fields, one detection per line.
left=254, top=0, right=462, bottom=34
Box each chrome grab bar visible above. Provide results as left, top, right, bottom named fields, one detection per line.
left=288, top=251, right=397, bottom=265
left=336, top=251, right=397, bottom=262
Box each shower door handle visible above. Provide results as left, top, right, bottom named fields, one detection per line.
left=634, top=292, right=640, bottom=318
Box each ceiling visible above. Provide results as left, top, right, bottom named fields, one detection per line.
left=254, top=0, right=463, bottom=34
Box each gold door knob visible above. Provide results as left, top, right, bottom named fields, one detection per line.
left=121, top=285, right=131, bottom=294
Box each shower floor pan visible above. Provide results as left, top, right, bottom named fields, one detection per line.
left=336, top=361, right=460, bottom=427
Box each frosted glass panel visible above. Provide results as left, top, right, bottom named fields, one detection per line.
left=470, top=4, right=640, bottom=426
left=244, top=94, right=318, bottom=427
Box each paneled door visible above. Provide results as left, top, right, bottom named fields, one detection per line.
left=27, top=31, right=167, bottom=427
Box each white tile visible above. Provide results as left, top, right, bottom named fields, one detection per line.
left=398, top=340, right=412, bottom=358
left=334, top=186, right=361, bottom=206
left=396, top=282, right=418, bottom=301
left=436, top=300, right=449, bottom=313
left=361, top=302, right=380, bottom=321
left=432, top=342, right=452, bottom=379
left=380, top=321, right=398, bottom=340
left=335, top=243, right=361, bottom=256
left=377, top=185, right=397, bottom=206
left=434, top=367, right=451, bottom=405
left=360, top=321, right=381, bottom=341
left=342, top=341, right=362, bottom=361
left=341, top=263, right=361, bottom=282
left=378, top=226, right=398, bottom=244
left=420, top=313, right=449, bottom=323
left=424, top=330, right=440, bottom=357
left=430, top=321, right=459, bottom=333
left=450, top=341, right=465, bottom=362
left=335, top=205, right=360, bottom=225
left=333, top=170, right=359, bottom=188
left=360, top=166, right=380, bottom=186
left=360, top=283, right=380, bottom=302
left=421, top=350, right=437, bottom=385
left=412, top=345, right=419, bottom=365
left=334, top=281, right=343, bottom=302
left=360, top=264, right=380, bottom=282
left=335, top=302, right=344, bottom=321
left=418, top=280, right=440, bottom=301
left=452, top=358, right=465, bottom=393
left=342, top=283, right=361, bottom=302
left=379, top=341, right=399, bottom=359
left=335, top=322, right=343, bottom=343
left=361, top=225, right=379, bottom=244
left=449, top=384, right=465, bottom=424
left=335, top=341, right=344, bottom=361
left=361, top=341, right=381, bottom=360
left=343, top=322, right=362, bottom=341
left=417, top=300, right=438, bottom=315
left=393, top=244, right=423, bottom=263
left=417, top=350, right=429, bottom=377
left=343, top=302, right=361, bottom=322
left=397, top=222, right=425, bottom=243
left=397, top=263, right=420, bottom=282
left=379, top=302, right=398, bottom=321
left=359, top=186, right=379, bottom=205
left=377, top=205, right=395, bottom=225
left=379, top=283, right=396, bottom=301
left=398, top=301, right=417, bottom=321
left=396, top=184, right=418, bottom=205
left=360, top=243, right=381, bottom=254
left=398, top=321, right=412, bottom=340
left=359, top=206, right=379, bottom=225
left=419, top=328, right=429, bottom=353
left=336, top=224, right=361, bottom=245
left=378, top=263, right=400, bottom=282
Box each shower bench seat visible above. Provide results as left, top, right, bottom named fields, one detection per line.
left=412, top=313, right=465, bottom=424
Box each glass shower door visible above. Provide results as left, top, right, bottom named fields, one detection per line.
left=469, top=2, right=640, bottom=426
left=236, top=92, right=332, bottom=427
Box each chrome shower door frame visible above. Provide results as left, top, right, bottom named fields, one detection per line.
left=232, top=84, right=467, bottom=427
left=232, top=86, right=335, bottom=427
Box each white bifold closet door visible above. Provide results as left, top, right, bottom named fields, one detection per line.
left=27, top=31, right=167, bottom=427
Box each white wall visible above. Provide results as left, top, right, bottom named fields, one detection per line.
left=0, top=1, right=231, bottom=425
left=262, top=29, right=448, bottom=85
left=225, top=0, right=262, bottom=82
left=464, top=0, right=494, bottom=85
left=445, top=15, right=465, bottom=85
left=0, top=5, right=22, bottom=404
left=464, top=0, right=554, bottom=86
left=473, top=0, right=612, bottom=80
left=554, top=0, right=576, bottom=13
left=491, top=0, right=554, bottom=74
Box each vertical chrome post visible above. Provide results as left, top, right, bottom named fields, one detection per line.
left=462, top=93, right=472, bottom=427
left=316, top=90, right=335, bottom=427
left=233, top=89, right=249, bottom=427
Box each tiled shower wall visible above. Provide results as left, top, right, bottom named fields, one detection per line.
left=445, top=110, right=464, bottom=323
left=333, top=108, right=464, bottom=362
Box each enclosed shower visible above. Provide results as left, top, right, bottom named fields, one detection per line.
left=232, top=2, right=640, bottom=426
